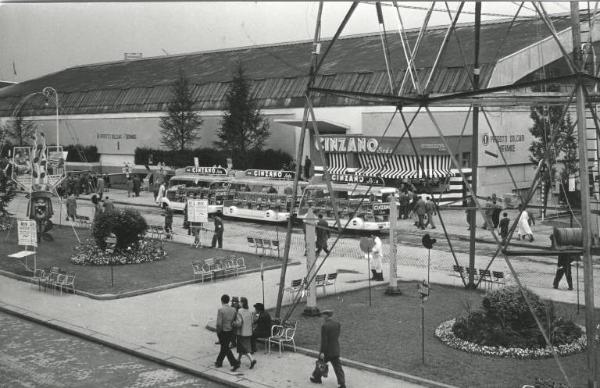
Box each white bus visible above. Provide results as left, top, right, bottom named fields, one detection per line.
left=165, top=167, right=231, bottom=214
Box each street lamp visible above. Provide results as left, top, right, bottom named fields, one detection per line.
left=42, top=87, right=59, bottom=146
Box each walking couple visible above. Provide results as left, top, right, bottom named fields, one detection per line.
left=215, top=294, right=257, bottom=371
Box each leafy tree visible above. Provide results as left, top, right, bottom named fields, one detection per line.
left=0, top=156, right=16, bottom=221
left=6, top=111, right=36, bottom=146
left=159, top=70, right=203, bottom=151
left=529, top=85, right=577, bottom=214
left=215, top=64, right=270, bottom=168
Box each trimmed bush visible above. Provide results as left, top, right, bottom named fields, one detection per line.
left=452, top=286, right=582, bottom=349
left=92, top=208, right=148, bottom=251
left=134, top=147, right=292, bottom=170
left=64, top=144, right=100, bottom=162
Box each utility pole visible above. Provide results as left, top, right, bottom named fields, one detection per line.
left=570, top=4, right=598, bottom=387
left=303, top=208, right=319, bottom=316
left=468, top=2, right=481, bottom=289
left=386, top=196, right=401, bottom=294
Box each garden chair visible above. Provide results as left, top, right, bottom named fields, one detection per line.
left=325, top=272, right=338, bottom=294
left=492, top=271, right=506, bottom=288
left=478, top=269, right=492, bottom=290
left=53, top=273, right=67, bottom=295
left=267, top=321, right=297, bottom=355
left=255, top=238, right=265, bottom=256
left=262, top=239, right=274, bottom=256
left=272, top=240, right=280, bottom=259
left=465, top=266, right=478, bottom=281
left=222, top=258, right=237, bottom=277
left=247, top=237, right=257, bottom=254
left=60, top=273, right=76, bottom=294
left=285, top=279, right=306, bottom=302
left=32, top=269, right=45, bottom=291
left=236, top=256, right=246, bottom=273
left=315, top=273, right=327, bottom=296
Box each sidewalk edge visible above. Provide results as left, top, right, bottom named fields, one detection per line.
left=0, top=302, right=250, bottom=388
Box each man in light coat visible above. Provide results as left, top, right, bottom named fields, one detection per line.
left=370, top=234, right=384, bottom=281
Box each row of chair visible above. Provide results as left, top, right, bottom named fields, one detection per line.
left=247, top=237, right=280, bottom=258
left=32, top=267, right=76, bottom=295
left=192, top=256, right=247, bottom=282
left=452, top=265, right=506, bottom=290
left=285, top=273, right=338, bottom=302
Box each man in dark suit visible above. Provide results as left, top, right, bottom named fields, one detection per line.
left=211, top=215, right=224, bottom=248
left=310, top=310, right=345, bottom=388
left=315, top=214, right=330, bottom=256
left=215, top=294, right=240, bottom=369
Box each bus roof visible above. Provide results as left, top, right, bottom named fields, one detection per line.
left=304, top=183, right=396, bottom=193
left=230, top=177, right=305, bottom=187
left=170, top=174, right=231, bottom=182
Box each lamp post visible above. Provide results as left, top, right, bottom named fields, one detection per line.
left=42, top=87, right=59, bottom=146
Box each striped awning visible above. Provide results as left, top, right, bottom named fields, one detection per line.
left=354, top=154, right=452, bottom=179
left=326, top=153, right=347, bottom=174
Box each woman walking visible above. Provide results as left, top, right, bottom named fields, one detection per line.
left=516, top=204, right=534, bottom=242
left=231, top=297, right=257, bottom=372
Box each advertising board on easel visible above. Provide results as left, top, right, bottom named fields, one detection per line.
left=188, top=199, right=209, bottom=247
left=8, top=219, right=38, bottom=273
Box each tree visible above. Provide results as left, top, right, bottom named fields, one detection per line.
left=0, top=156, right=16, bottom=223
left=529, top=85, right=577, bottom=214
left=215, top=64, right=270, bottom=168
left=6, top=111, right=36, bottom=146
left=159, top=70, right=203, bottom=151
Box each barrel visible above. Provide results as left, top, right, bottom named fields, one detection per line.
left=553, top=227, right=583, bottom=247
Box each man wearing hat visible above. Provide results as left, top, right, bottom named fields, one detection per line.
left=251, top=303, right=272, bottom=353
left=310, top=310, right=345, bottom=388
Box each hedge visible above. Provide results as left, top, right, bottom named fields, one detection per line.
left=134, top=147, right=292, bottom=170
left=64, top=144, right=100, bottom=162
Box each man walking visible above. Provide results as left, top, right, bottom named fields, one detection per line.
left=310, top=310, right=345, bottom=388
left=315, top=214, right=330, bottom=256
left=425, top=196, right=437, bottom=229
left=415, top=196, right=426, bottom=230
left=215, top=294, right=240, bottom=369
left=303, top=155, right=312, bottom=180
left=66, top=193, right=77, bottom=221
left=212, top=215, right=224, bottom=249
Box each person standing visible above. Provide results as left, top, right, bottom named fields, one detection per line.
left=399, top=190, right=410, bottom=219
left=415, top=196, right=426, bottom=230
left=103, top=196, right=115, bottom=213
left=551, top=235, right=576, bottom=290
left=232, top=297, right=257, bottom=371
left=133, top=174, right=141, bottom=197
left=310, top=310, right=345, bottom=388
left=491, top=194, right=502, bottom=228
left=315, top=214, right=330, bottom=256
left=212, top=215, right=224, bottom=248
left=66, top=193, right=77, bottom=221
left=156, top=182, right=166, bottom=205
left=516, top=205, right=534, bottom=242
left=215, top=294, right=240, bottom=369
left=370, top=234, right=384, bottom=281
left=251, top=303, right=272, bottom=354
left=96, top=175, right=105, bottom=200
left=163, top=201, right=173, bottom=239
left=126, top=177, right=134, bottom=198
left=424, top=196, right=437, bottom=229
left=303, top=155, right=312, bottom=180
left=499, top=212, right=510, bottom=243
left=483, top=197, right=494, bottom=230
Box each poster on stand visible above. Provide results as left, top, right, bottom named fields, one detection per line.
left=187, top=199, right=208, bottom=223
left=17, top=219, right=37, bottom=247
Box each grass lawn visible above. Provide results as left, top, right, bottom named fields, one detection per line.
left=0, top=225, right=281, bottom=296
left=280, top=283, right=596, bottom=388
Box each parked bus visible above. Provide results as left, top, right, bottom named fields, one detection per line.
left=165, top=166, right=232, bottom=213
left=222, top=169, right=305, bottom=223
left=297, top=174, right=399, bottom=231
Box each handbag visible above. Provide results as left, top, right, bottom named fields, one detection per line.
left=315, top=359, right=329, bottom=378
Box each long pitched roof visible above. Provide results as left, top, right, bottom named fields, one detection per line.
left=0, top=15, right=573, bottom=117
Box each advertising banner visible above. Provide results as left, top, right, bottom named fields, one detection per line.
left=11, top=146, right=33, bottom=191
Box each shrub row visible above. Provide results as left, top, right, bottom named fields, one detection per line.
left=64, top=144, right=100, bottom=162
left=134, top=147, right=292, bottom=170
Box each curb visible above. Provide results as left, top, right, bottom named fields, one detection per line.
left=0, top=261, right=299, bottom=301
left=0, top=302, right=250, bottom=388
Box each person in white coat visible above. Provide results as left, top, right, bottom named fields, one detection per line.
left=155, top=183, right=166, bottom=205
left=369, top=234, right=384, bottom=281
left=516, top=204, right=534, bottom=242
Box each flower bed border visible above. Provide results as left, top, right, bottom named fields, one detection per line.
left=70, top=238, right=167, bottom=265
left=435, top=319, right=587, bottom=359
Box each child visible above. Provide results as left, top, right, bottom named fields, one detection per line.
left=499, top=212, right=510, bottom=243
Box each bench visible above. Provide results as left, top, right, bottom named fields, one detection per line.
left=193, top=256, right=247, bottom=282
left=451, top=265, right=505, bottom=289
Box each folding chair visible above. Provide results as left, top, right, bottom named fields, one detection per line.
left=255, top=238, right=265, bottom=256
left=236, top=256, right=246, bottom=273
left=478, top=269, right=492, bottom=290
left=32, top=269, right=46, bottom=290
left=60, top=273, right=76, bottom=294
left=247, top=237, right=257, bottom=254
left=268, top=321, right=297, bottom=355
left=492, top=271, right=506, bottom=288
left=285, top=279, right=306, bottom=302
left=272, top=240, right=281, bottom=259
left=262, top=239, right=273, bottom=256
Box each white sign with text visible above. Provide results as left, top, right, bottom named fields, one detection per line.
left=187, top=199, right=208, bottom=223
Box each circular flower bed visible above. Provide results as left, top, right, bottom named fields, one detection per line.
left=71, top=238, right=167, bottom=265
left=435, top=318, right=587, bottom=359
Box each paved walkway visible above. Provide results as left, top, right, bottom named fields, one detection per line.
left=2, top=189, right=597, bottom=388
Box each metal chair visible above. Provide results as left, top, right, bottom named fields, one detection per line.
left=268, top=321, right=297, bottom=355
left=247, top=237, right=257, bottom=254
left=478, top=269, right=492, bottom=290
left=325, top=272, right=338, bottom=294
left=492, top=271, right=506, bottom=288
left=315, top=274, right=327, bottom=295
left=285, top=279, right=306, bottom=302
